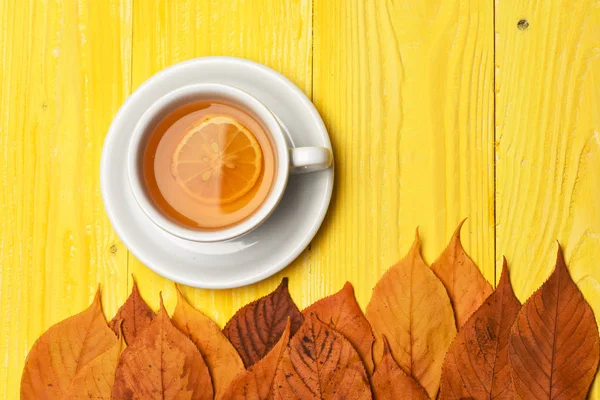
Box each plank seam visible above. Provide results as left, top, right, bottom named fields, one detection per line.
left=493, top=0, right=497, bottom=288
left=127, top=0, right=134, bottom=293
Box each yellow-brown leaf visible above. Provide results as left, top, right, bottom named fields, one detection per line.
left=366, top=231, right=456, bottom=398
left=172, top=286, right=244, bottom=397
left=108, top=278, right=155, bottom=345
left=273, top=314, right=372, bottom=399
left=223, top=278, right=303, bottom=367
left=64, top=324, right=126, bottom=399
left=439, top=259, right=520, bottom=399
left=431, top=220, right=493, bottom=329
left=20, top=290, right=117, bottom=399
left=218, top=320, right=290, bottom=400
left=509, top=246, right=600, bottom=399
left=372, top=338, right=429, bottom=400
left=303, top=282, right=375, bottom=374
left=111, top=298, right=213, bottom=400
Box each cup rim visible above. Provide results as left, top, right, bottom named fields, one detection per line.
left=127, top=83, right=290, bottom=243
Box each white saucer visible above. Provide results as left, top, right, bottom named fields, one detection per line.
left=101, top=57, right=334, bottom=289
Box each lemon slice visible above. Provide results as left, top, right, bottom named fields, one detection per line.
left=172, top=115, right=263, bottom=204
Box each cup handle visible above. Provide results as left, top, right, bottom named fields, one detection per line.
left=289, top=146, right=333, bottom=174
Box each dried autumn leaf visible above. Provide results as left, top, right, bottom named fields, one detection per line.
left=20, top=289, right=117, bottom=399
left=431, top=219, right=493, bottom=329
left=112, top=298, right=213, bottom=400
left=365, top=230, right=456, bottom=398
left=223, top=278, right=303, bottom=367
left=64, top=322, right=126, bottom=399
left=439, top=259, right=520, bottom=399
left=172, top=286, right=244, bottom=397
left=371, top=337, right=429, bottom=400
left=302, top=282, right=375, bottom=374
left=273, top=314, right=372, bottom=399
left=509, top=246, right=600, bottom=400
left=108, top=278, right=155, bottom=345
left=218, top=320, right=291, bottom=400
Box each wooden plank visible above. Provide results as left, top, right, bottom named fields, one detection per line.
left=130, top=0, right=313, bottom=321
left=495, top=0, right=600, bottom=395
left=0, top=0, right=132, bottom=397
left=312, top=0, right=495, bottom=309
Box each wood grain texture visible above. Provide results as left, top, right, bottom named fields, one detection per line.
left=6, top=0, right=600, bottom=396
left=129, top=0, right=314, bottom=320
left=312, top=0, right=495, bottom=310
left=0, top=0, right=131, bottom=398
left=495, top=0, right=600, bottom=396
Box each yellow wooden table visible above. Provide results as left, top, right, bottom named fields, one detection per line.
left=1, top=0, right=599, bottom=397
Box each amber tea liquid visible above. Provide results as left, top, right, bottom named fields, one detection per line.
left=143, top=101, right=277, bottom=230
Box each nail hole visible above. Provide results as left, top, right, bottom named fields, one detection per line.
left=110, top=245, right=118, bottom=254
left=517, top=20, right=529, bottom=30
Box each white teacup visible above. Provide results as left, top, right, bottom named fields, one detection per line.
left=128, top=83, right=333, bottom=243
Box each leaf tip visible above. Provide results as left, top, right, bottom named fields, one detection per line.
left=500, top=257, right=509, bottom=280
left=453, top=218, right=467, bottom=239
left=114, top=319, right=124, bottom=339
left=283, top=317, right=291, bottom=338
left=93, top=284, right=101, bottom=298
left=410, top=227, right=423, bottom=254
left=382, top=335, right=391, bottom=356
left=92, top=286, right=103, bottom=310
left=554, top=242, right=569, bottom=276
left=174, top=284, right=185, bottom=302
left=342, top=281, right=354, bottom=294
left=279, top=277, right=289, bottom=289
left=158, top=292, right=167, bottom=315
left=497, top=257, right=518, bottom=298
left=556, top=241, right=565, bottom=260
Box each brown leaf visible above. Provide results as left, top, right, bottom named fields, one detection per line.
left=20, top=289, right=117, bottom=399
left=112, top=297, right=213, bottom=400
left=509, top=246, right=600, bottom=399
left=218, top=320, right=291, bottom=400
left=172, top=286, right=244, bottom=397
left=273, top=314, right=372, bottom=399
left=223, top=278, right=303, bottom=367
left=365, top=230, right=457, bottom=398
left=439, top=259, right=521, bottom=399
left=431, top=219, right=493, bottom=329
left=64, top=322, right=126, bottom=399
left=109, top=278, right=155, bottom=345
left=371, top=337, right=430, bottom=400
left=302, top=282, right=375, bottom=374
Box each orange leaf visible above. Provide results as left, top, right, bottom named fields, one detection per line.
left=509, top=246, right=600, bottom=399
left=108, top=278, right=155, bottom=345
left=112, top=297, right=213, bottom=400
left=20, top=289, right=117, bottom=399
left=64, top=323, right=126, bottom=399
left=218, top=320, right=291, bottom=400
left=172, top=286, right=244, bottom=397
left=365, top=231, right=456, bottom=398
left=371, top=337, right=429, bottom=400
left=431, top=219, right=493, bottom=329
left=272, top=314, right=372, bottom=399
left=439, top=259, right=520, bottom=399
left=302, top=282, right=375, bottom=374
left=223, top=278, right=303, bottom=367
